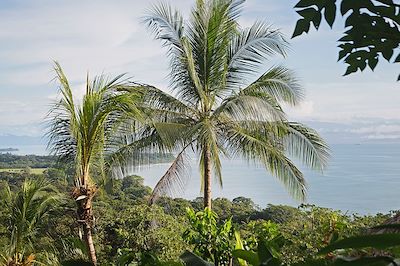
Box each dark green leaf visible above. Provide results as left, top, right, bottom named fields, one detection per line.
left=258, top=240, right=274, bottom=263
left=394, top=53, right=400, bottom=63
left=340, top=0, right=353, bottom=15
left=292, top=18, right=311, bottom=38
left=338, top=49, right=348, bottom=61
left=324, top=1, right=337, bottom=27
left=319, top=233, right=400, bottom=254
left=297, top=7, right=318, bottom=19
left=232, top=249, right=260, bottom=265
left=382, top=46, right=394, bottom=61
left=368, top=57, right=378, bottom=70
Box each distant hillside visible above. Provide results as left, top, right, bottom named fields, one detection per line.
left=0, top=153, right=56, bottom=169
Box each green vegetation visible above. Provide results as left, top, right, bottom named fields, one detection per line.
left=0, top=153, right=56, bottom=169
left=0, top=168, right=47, bottom=175
left=0, top=170, right=398, bottom=265
left=293, top=0, right=400, bottom=80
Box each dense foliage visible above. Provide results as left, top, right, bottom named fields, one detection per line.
left=0, top=170, right=397, bottom=265
left=0, top=153, right=57, bottom=169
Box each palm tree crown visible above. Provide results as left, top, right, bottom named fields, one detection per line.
left=141, top=0, right=330, bottom=208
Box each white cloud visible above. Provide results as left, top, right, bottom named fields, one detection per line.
left=284, top=100, right=314, bottom=119
left=0, top=0, right=399, bottom=140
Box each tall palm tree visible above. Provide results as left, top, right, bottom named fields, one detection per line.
left=46, top=62, right=143, bottom=265
left=0, top=178, right=60, bottom=266
left=139, top=0, right=330, bottom=208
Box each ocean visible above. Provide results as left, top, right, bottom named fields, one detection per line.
left=3, top=144, right=400, bottom=214
left=135, top=144, right=400, bottom=215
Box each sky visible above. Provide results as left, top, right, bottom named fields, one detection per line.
left=0, top=0, right=399, bottom=144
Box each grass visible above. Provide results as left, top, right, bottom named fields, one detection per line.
left=0, top=168, right=47, bottom=174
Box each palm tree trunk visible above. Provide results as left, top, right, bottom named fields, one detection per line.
left=83, top=194, right=97, bottom=265
left=75, top=185, right=97, bottom=265
left=83, top=220, right=97, bottom=265
left=203, top=146, right=212, bottom=209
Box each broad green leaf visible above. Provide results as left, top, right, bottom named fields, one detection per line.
left=344, top=64, right=358, bottom=76
left=324, top=1, right=337, bottom=27
left=234, top=231, right=248, bottom=266
left=292, top=18, right=311, bottom=38
left=297, top=7, right=318, bottom=20
left=319, top=233, right=400, bottom=254
left=258, top=240, right=274, bottom=263
left=368, top=57, right=378, bottom=70
left=233, top=250, right=260, bottom=266
left=382, top=46, right=394, bottom=61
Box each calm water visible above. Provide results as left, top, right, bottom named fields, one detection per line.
left=4, top=144, right=400, bottom=214
left=135, top=144, right=400, bottom=215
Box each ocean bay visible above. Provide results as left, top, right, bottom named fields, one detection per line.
left=136, top=144, right=400, bottom=214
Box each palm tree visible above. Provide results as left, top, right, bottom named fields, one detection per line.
left=46, top=62, right=144, bottom=265
left=0, top=178, right=60, bottom=266
left=140, top=0, right=330, bottom=209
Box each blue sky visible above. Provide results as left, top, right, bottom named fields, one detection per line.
left=0, top=0, right=399, bottom=143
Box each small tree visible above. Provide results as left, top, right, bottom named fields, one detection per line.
left=47, top=62, right=144, bottom=265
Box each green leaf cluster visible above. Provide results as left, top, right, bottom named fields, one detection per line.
left=293, top=0, right=400, bottom=80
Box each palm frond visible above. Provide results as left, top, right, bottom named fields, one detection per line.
left=9, top=178, right=61, bottom=254
left=149, top=149, right=190, bottom=204
left=225, top=123, right=307, bottom=201
left=243, top=66, right=304, bottom=106
left=186, top=0, right=244, bottom=97
left=143, top=2, right=184, bottom=52
left=142, top=85, right=197, bottom=117
left=106, top=123, right=179, bottom=178
left=213, top=90, right=286, bottom=122
left=46, top=62, right=78, bottom=163
left=227, top=21, right=289, bottom=87
left=144, top=2, right=200, bottom=106
left=284, top=122, right=330, bottom=171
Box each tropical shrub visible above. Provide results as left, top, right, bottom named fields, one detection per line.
left=183, top=208, right=235, bottom=265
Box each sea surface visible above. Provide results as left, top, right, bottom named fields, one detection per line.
left=135, top=144, right=400, bottom=215
left=3, top=143, right=400, bottom=214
